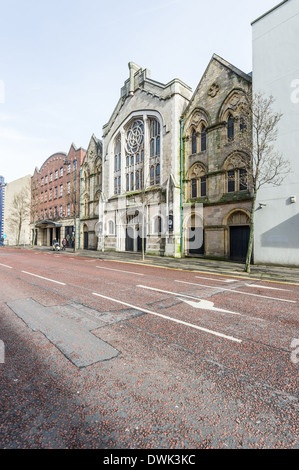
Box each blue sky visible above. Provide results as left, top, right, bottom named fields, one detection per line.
left=0, top=0, right=278, bottom=183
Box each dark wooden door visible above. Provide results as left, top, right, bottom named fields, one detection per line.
left=188, top=228, right=204, bottom=255
left=84, top=232, right=89, bottom=250
left=230, top=226, right=250, bottom=261
left=126, top=227, right=134, bottom=252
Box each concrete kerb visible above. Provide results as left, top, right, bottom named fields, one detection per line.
left=18, top=245, right=299, bottom=285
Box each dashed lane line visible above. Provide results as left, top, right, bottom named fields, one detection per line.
left=175, top=280, right=296, bottom=303
left=21, top=271, right=66, bottom=286
left=244, top=283, right=291, bottom=292
left=195, top=276, right=237, bottom=283
left=0, top=263, right=13, bottom=269
left=96, top=266, right=145, bottom=276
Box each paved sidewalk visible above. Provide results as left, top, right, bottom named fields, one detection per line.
left=18, top=245, right=299, bottom=284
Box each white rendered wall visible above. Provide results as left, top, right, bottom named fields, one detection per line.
left=252, top=0, right=299, bottom=265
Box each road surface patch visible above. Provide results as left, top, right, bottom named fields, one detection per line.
left=7, top=298, right=119, bottom=367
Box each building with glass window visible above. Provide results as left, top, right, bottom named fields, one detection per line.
left=31, top=143, right=86, bottom=248
left=80, top=134, right=102, bottom=250
left=182, top=54, right=253, bottom=261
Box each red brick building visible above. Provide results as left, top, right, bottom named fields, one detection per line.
left=31, top=143, right=86, bottom=248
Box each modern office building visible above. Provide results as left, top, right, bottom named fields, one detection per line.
left=252, top=0, right=299, bottom=266
left=0, top=176, right=5, bottom=241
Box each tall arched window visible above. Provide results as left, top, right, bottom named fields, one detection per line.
left=225, top=154, right=249, bottom=193
left=201, top=125, right=207, bottom=151
left=114, top=135, right=122, bottom=194
left=113, top=115, right=162, bottom=195
left=192, top=130, right=197, bottom=154
left=189, top=163, right=207, bottom=199
left=125, top=119, right=145, bottom=192
left=150, top=166, right=155, bottom=186
left=156, top=164, right=160, bottom=185
left=150, top=119, right=160, bottom=157
left=240, top=117, right=246, bottom=133
left=150, top=118, right=161, bottom=186
left=227, top=114, right=234, bottom=142
left=136, top=170, right=140, bottom=190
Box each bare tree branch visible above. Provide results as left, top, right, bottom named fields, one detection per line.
left=234, top=91, right=290, bottom=273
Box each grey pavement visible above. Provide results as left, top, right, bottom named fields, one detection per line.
left=11, top=245, right=299, bottom=284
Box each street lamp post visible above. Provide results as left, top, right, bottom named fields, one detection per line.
left=64, top=159, right=77, bottom=253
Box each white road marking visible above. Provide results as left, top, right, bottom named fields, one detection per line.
left=96, top=266, right=144, bottom=276
left=92, top=291, right=242, bottom=343
left=0, top=263, right=13, bottom=269
left=244, top=283, right=290, bottom=292
left=137, top=284, right=244, bottom=316
left=196, top=276, right=236, bottom=283
left=175, top=280, right=296, bottom=303
left=21, top=271, right=66, bottom=285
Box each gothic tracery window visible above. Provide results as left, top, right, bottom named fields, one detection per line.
left=225, top=154, right=249, bottom=193
left=201, top=125, right=207, bottom=151
left=227, top=114, right=234, bottom=142
left=149, top=118, right=161, bottom=186
left=113, top=116, right=162, bottom=195
left=189, top=163, right=207, bottom=199
left=192, top=129, right=197, bottom=154
left=125, top=120, right=144, bottom=193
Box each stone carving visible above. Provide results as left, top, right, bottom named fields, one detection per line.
left=208, top=83, right=220, bottom=98
left=191, top=163, right=205, bottom=177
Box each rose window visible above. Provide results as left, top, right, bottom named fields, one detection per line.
left=126, top=120, right=144, bottom=155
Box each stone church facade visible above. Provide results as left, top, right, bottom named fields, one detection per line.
left=182, top=54, right=252, bottom=260
left=80, top=134, right=102, bottom=250
left=98, top=62, right=192, bottom=257
left=83, top=55, right=253, bottom=260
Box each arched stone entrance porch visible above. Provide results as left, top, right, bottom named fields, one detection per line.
left=223, top=209, right=251, bottom=261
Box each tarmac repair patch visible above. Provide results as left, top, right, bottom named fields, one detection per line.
left=7, top=298, right=119, bottom=367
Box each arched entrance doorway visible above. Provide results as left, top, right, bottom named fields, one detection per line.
left=83, top=224, right=89, bottom=250
left=184, top=211, right=204, bottom=256
left=226, top=210, right=250, bottom=261
left=125, top=210, right=146, bottom=253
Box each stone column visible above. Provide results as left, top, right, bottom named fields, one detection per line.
left=143, top=114, right=149, bottom=187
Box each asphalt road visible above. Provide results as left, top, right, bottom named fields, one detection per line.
left=0, top=247, right=298, bottom=449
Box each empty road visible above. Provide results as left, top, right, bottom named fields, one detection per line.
left=0, top=247, right=298, bottom=449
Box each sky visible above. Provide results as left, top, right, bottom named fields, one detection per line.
left=0, top=0, right=279, bottom=183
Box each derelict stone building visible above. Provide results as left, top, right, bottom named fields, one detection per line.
left=87, top=55, right=253, bottom=260
left=182, top=54, right=253, bottom=260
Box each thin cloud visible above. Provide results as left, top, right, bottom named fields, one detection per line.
left=105, top=0, right=183, bottom=26
left=0, top=128, right=46, bottom=143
